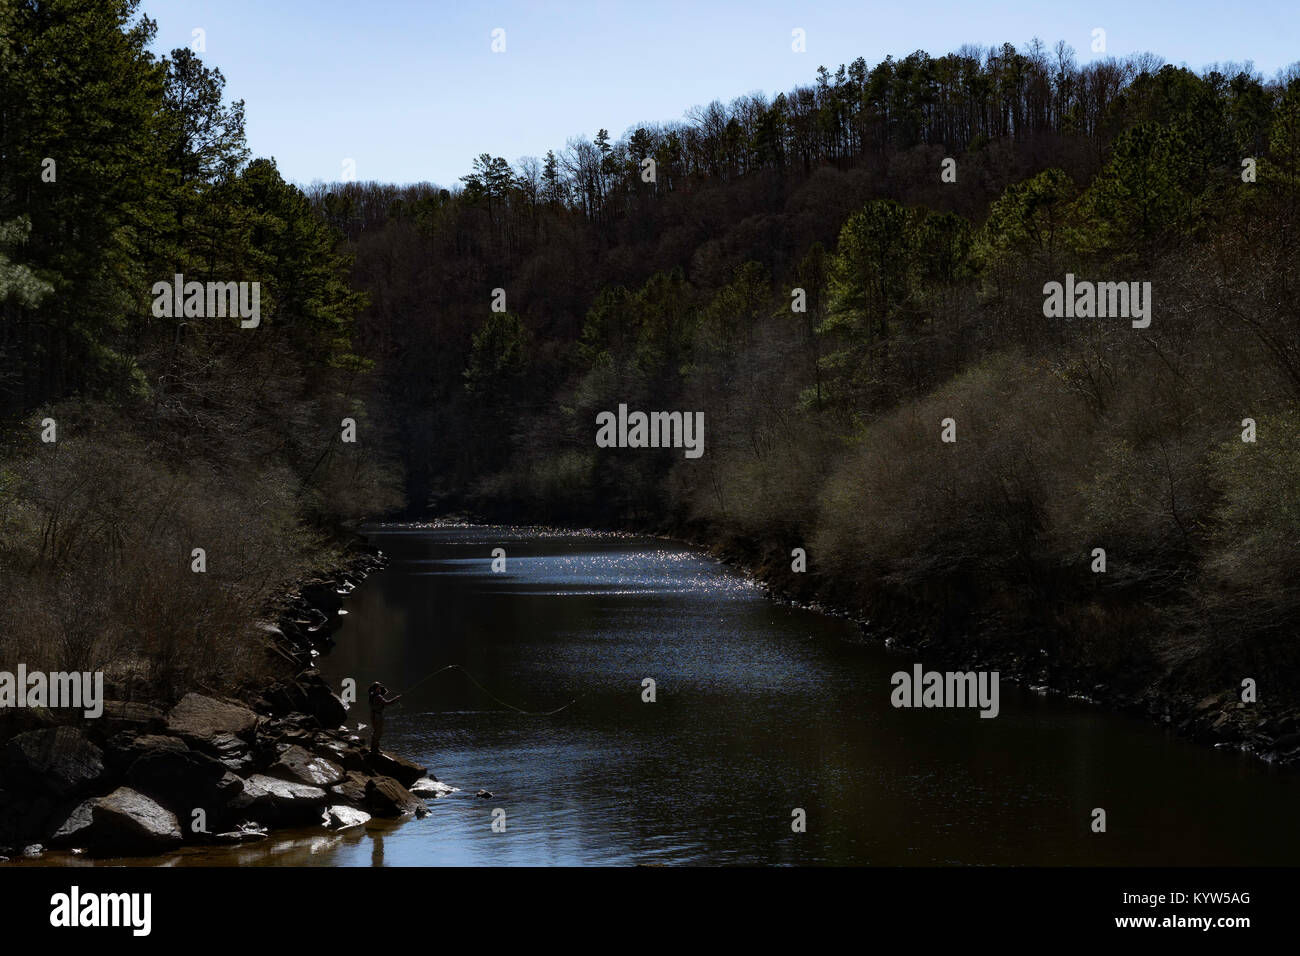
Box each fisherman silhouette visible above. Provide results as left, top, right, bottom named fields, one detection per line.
left=368, top=681, right=401, bottom=753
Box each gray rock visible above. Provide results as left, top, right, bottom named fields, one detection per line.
left=166, top=694, right=260, bottom=743
left=267, top=745, right=345, bottom=788
left=4, top=727, right=105, bottom=798
left=323, top=805, right=371, bottom=830
left=104, top=733, right=190, bottom=772
left=49, top=799, right=97, bottom=846
left=95, top=788, right=183, bottom=848
left=328, top=771, right=370, bottom=806
left=100, top=701, right=166, bottom=729
left=303, top=681, right=348, bottom=729
left=125, top=742, right=241, bottom=811
left=409, top=777, right=456, bottom=798
left=365, top=776, right=423, bottom=817
left=229, top=773, right=327, bottom=826
left=53, top=787, right=184, bottom=852
left=363, top=750, right=427, bottom=788
left=202, top=732, right=255, bottom=773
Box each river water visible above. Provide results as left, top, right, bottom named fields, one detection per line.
left=27, top=525, right=1300, bottom=866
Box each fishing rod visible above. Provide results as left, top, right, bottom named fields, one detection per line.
left=393, top=663, right=582, bottom=717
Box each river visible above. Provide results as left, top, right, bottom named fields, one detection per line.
left=28, top=524, right=1300, bottom=866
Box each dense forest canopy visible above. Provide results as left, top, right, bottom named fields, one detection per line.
left=3, top=0, right=1300, bottom=714
left=304, top=35, right=1300, bottom=708
left=0, top=0, right=398, bottom=697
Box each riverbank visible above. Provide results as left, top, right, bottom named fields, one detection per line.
left=697, top=524, right=1300, bottom=770
left=0, top=550, right=444, bottom=862
left=439, top=510, right=1300, bottom=771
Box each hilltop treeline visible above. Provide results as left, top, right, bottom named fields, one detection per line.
left=316, top=41, right=1300, bottom=717
left=0, top=0, right=399, bottom=700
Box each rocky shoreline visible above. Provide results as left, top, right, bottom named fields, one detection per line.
left=702, top=535, right=1300, bottom=771
left=0, top=550, right=449, bottom=862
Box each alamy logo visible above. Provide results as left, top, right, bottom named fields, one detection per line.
left=595, top=404, right=704, bottom=459
left=891, top=664, right=1000, bottom=718
left=0, top=665, right=104, bottom=718
left=1042, top=273, right=1152, bottom=328
left=151, top=273, right=260, bottom=327
left=50, top=886, right=151, bottom=936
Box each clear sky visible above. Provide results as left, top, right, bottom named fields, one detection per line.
left=140, top=0, right=1300, bottom=188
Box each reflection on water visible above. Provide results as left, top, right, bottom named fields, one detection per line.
left=24, top=526, right=1300, bottom=866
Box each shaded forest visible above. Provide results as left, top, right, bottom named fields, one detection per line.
left=312, top=39, right=1300, bottom=722
left=3, top=0, right=1300, bottom=741
left=1, top=0, right=398, bottom=699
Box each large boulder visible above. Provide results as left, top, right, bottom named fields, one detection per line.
left=125, top=743, right=243, bottom=813
left=4, top=726, right=105, bottom=799
left=363, top=750, right=427, bottom=788
left=166, top=694, right=260, bottom=744
left=364, top=776, right=423, bottom=817
left=50, top=787, right=183, bottom=853
left=229, top=773, right=327, bottom=826
left=266, top=745, right=345, bottom=788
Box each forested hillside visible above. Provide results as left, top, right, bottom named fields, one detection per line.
left=313, top=41, right=1300, bottom=718
left=0, top=0, right=398, bottom=700
left=5, top=1, right=1299, bottom=731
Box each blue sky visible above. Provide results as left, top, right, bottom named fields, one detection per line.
left=140, top=0, right=1300, bottom=188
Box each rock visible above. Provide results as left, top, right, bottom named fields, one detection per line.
left=312, top=739, right=367, bottom=773
left=301, top=675, right=348, bottom=729
left=323, top=805, right=371, bottom=831
left=52, top=787, right=184, bottom=852
left=166, top=694, right=260, bottom=744
left=230, top=774, right=327, bottom=826
left=99, top=701, right=166, bottom=730
left=476, top=790, right=493, bottom=799
left=95, top=788, right=183, bottom=848
left=328, top=771, right=370, bottom=806
left=365, top=776, right=423, bottom=817
left=22, top=843, right=43, bottom=857
left=104, top=733, right=189, bottom=773
left=1194, top=692, right=1228, bottom=714
left=300, top=581, right=343, bottom=614
left=4, top=727, right=106, bottom=799
left=409, top=777, right=456, bottom=798
left=212, top=820, right=268, bottom=843
left=1272, top=732, right=1300, bottom=757
left=267, top=745, right=345, bottom=788
left=49, top=799, right=97, bottom=846
left=364, top=750, right=427, bottom=788
left=260, top=680, right=311, bottom=719
left=202, top=732, right=255, bottom=773
left=125, top=742, right=242, bottom=814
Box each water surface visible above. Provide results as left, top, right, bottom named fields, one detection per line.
left=26, top=525, right=1300, bottom=866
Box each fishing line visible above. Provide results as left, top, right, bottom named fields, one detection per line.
left=393, top=663, right=581, bottom=717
